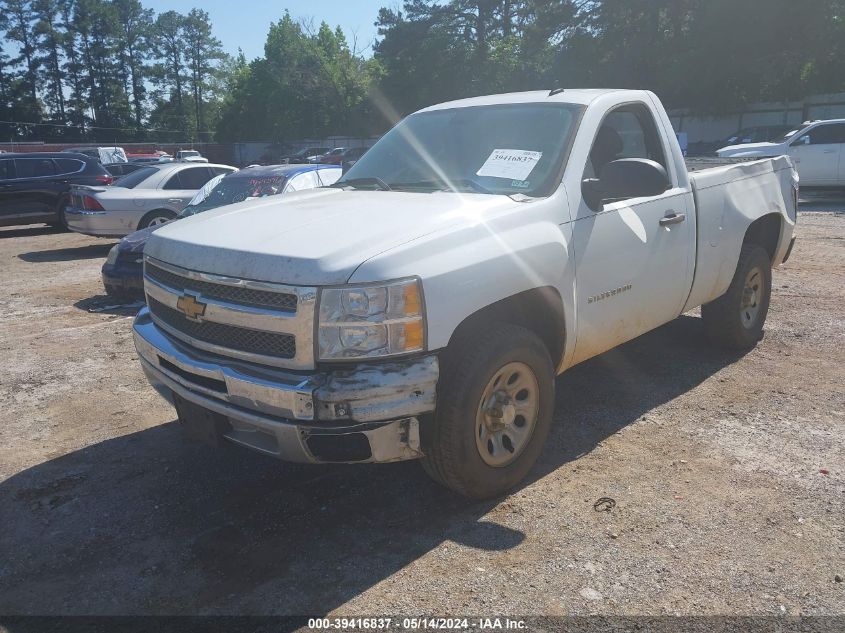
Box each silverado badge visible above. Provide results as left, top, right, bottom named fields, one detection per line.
left=176, top=293, right=207, bottom=321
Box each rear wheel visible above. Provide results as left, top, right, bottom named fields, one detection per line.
left=702, top=244, right=772, bottom=349
left=51, top=199, right=70, bottom=231
left=421, top=323, right=554, bottom=499
left=138, top=210, right=176, bottom=230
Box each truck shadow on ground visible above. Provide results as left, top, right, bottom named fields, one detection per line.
left=17, top=241, right=116, bottom=263
left=0, top=315, right=744, bottom=615
left=798, top=191, right=845, bottom=213
left=0, top=224, right=64, bottom=239
left=73, top=295, right=145, bottom=316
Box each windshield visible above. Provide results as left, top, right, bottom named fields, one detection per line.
left=111, top=165, right=158, bottom=189
left=180, top=173, right=287, bottom=217
left=336, top=103, right=582, bottom=196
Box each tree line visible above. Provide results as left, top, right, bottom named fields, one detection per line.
left=1, top=0, right=228, bottom=142
left=3, top=0, right=845, bottom=144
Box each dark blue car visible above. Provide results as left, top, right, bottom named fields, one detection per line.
left=101, top=163, right=342, bottom=299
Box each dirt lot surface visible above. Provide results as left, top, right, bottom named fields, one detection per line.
left=0, top=204, right=843, bottom=617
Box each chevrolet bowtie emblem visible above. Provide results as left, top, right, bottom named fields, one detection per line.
left=176, top=293, right=207, bottom=321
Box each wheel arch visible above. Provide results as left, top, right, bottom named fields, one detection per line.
left=743, top=213, right=783, bottom=262
left=444, top=286, right=567, bottom=370
left=138, top=208, right=177, bottom=230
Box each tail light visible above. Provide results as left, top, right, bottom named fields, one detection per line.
left=82, top=195, right=104, bottom=211
left=96, top=174, right=114, bottom=185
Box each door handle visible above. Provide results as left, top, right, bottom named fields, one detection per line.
left=659, top=212, right=686, bottom=226
left=823, top=149, right=837, bottom=154
left=167, top=198, right=183, bottom=204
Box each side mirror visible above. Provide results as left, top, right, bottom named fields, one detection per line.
left=799, top=135, right=810, bottom=145
left=582, top=158, right=670, bottom=211
left=341, top=160, right=356, bottom=175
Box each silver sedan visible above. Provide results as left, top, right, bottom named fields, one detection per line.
left=65, top=162, right=237, bottom=237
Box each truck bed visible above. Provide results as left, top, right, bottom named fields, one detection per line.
left=685, top=154, right=793, bottom=189
left=684, top=156, right=762, bottom=173
left=682, top=153, right=796, bottom=313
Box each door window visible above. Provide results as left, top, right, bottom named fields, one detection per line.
left=15, top=158, right=57, bottom=179
left=804, top=123, right=845, bottom=145
left=284, top=171, right=320, bottom=192
left=54, top=158, right=85, bottom=175
left=317, top=169, right=342, bottom=186
left=0, top=159, right=14, bottom=180
left=585, top=104, right=667, bottom=180
left=164, top=167, right=213, bottom=190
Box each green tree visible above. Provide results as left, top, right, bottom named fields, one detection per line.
left=182, top=8, right=227, bottom=139
left=114, top=0, right=154, bottom=128
left=151, top=9, right=188, bottom=135
left=3, top=0, right=40, bottom=107
left=33, top=0, right=67, bottom=124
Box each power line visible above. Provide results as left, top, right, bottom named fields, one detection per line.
left=0, top=119, right=212, bottom=135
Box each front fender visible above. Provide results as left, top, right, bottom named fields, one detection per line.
left=348, top=195, right=575, bottom=358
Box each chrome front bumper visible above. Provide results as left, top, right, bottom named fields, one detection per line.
left=133, top=308, right=438, bottom=463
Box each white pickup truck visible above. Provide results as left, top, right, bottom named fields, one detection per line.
left=133, top=89, right=797, bottom=498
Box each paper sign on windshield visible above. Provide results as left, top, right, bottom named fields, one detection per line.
left=476, top=149, right=542, bottom=181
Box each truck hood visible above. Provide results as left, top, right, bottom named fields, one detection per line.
left=145, top=188, right=518, bottom=285
left=717, top=141, right=785, bottom=157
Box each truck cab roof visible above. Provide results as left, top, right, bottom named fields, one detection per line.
left=419, top=89, right=634, bottom=112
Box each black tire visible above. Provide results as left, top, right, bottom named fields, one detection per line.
left=421, top=323, right=555, bottom=499
left=53, top=199, right=70, bottom=231
left=138, top=209, right=176, bottom=230
left=104, top=284, right=138, bottom=302
left=701, top=244, right=772, bottom=350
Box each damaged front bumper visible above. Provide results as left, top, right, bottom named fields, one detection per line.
left=132, top=308, right=438, bottom=464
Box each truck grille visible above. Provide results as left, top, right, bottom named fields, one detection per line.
left=148, top=297, right=296, bottom=359
left=143, top=257, right=316, bottom=369
left=146, top=261, right=297, bottom=312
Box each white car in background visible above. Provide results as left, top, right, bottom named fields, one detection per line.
left=717, top=119, right=845, bottom=187
left=65, top=162, right=236, bottom=237
left=176, top=150, right=208, bottom=163
left=63, top=146, right=128, bottom=165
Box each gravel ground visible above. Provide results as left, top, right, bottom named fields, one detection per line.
left=0, top=204, right=843, bottom=617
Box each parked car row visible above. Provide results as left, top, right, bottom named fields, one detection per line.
left=281, top=145, right=370, bottom=165
left=100, top=163, right=341, bottom=298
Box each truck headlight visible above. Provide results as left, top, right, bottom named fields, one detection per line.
left=318, top=279, right=425, bottom=360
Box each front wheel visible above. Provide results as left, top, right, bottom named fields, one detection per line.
left=138, top=210, right=176, bottom=230
left=421, top=323, right=554, bottom=499
left=702, top=244, right=772, bottom=350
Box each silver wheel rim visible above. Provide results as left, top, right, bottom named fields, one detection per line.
left=740, top=266, right=764, bottom=329
left=475, top=361, right=540, bottom=468
left=147, top=216, right=170, bottom=227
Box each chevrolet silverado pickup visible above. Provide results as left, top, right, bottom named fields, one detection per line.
left=133, top=89, right=798, bottom=499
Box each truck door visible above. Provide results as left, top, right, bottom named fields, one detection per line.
left=571, top=103, right=695, bottom=364
left=787, top=122, right=845, bottom=186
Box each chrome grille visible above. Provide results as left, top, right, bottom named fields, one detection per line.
left=148, top=297, right=296, bottom=359
left=146, top=261, right=297, bottom=312
left=143, top=257, right=317, bottom=370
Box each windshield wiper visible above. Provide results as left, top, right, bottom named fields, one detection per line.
left=332, top=177, right=392, bottom=191
left=387, top=178, right=495, bottom=194
left=448, top=178, right=494, bottom=194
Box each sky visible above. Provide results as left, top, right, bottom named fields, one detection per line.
left=142, top=0, right=399, bottom=60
